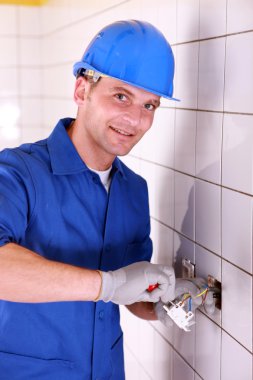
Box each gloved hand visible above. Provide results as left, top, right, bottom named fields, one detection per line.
left=97, top=261, right=175, bottom=305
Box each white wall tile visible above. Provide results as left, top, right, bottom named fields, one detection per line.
left=0, top=5, right=17, bottom=35
left=139, top=160, right=156, bottom=219
left=175, top=43, right=199, bottom=109
left=174, top=173, right=195, bottom=240
left=198, top=38, right=226, bottom=112
left=18, top=6, right=41, bottom=36
left=152, top=107, right=175, bottom=168
left=195, top=179, right=221, bottom=255
left=139, top=367, right=151, bottom=380
left=20, top=37, right=41, bottom=66
left=0, top=37, right=17, bottom=66
left=222, top=261, right=252, bottom=351
left=120, top=155, right=141, bottom=176
left=222, top=114, right=253, bottom=195
left=173, top=319, right=196, bottom=367
left=175, top=110, right=196, bottom=176
left=0, top=98, right=21, bottom=148
left=107, top=0, right=143, bottom=23
left=224, top=32, right=253, bottom=114
left=199, top=0, right=226, bottom=39
left=42, top=99, right=76, bottom=127
left=40, top=0, right=70, bottom=35
left=157, top=0, right=177, bottom=45
left=154, top=166, right=174, bottom=228
left=138, top=321, right=154, bottom=378
left=227, top=0, right=253, bottom=34
left=174, top=232, right=195, bottom=278
left=0, top=68, right=18, bottom=96
left=150, top=319, right=174, bottom=350
left=196, top=111, right=222, bottom=184
left=151, top=220, right=174, bottom=267
left=20, top=127, right=44, bottom=144
left=221, top=331, right=252, bottom=380
left=222, top=188, right=252, bottom=273
left=154, top=330, right=173, bottom=380
left=140, top=0, right=158, bottom=24
left=66, top=0, right=124, bottom=25
left=0, top=135, right=20, bottom=150
left=195, top=245, right=221, bottom=325
left=137, top=120, right=160, bottom=163
left=124, top=347, right=140, bottom=380
left=20, top=98, right=42, bottom=127
left=120, top=306, right=141, bottom=360
left=177, top=0, right=199, bottom=43
left=173, top=351, right=194, bottom=380
left=43, top=65, right=74, bottom=98
left=20, top=68, right=41, bottom=96
left=195, top=311, right=221, bottom=380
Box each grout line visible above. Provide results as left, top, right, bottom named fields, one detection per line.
left=123, top=340, right=153, bottom=380
left=150, top=215, right=253, bottom=278
left=150, top=307, right=252, bottom=363
left=171, top=27, right=253, bottom=47
left=40, top=0, right=130, bottom=38
left=159, top=105, right=253, bottom=117
left=149, top=322, right=204, bottom=379
left=129, top=154, right=253, bottom=198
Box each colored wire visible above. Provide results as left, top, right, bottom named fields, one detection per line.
left=194, top=287, right=208, bottom=299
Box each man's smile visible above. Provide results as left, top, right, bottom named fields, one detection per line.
left=109, top=126, right=133, bottom=136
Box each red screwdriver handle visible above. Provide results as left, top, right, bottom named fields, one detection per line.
left=147, top=283, right=159, bottom=292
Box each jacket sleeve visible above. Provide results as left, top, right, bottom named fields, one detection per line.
left=0, top=149, right=36, bottom=247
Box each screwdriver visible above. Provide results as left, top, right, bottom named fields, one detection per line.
left=147, top=283, right=159, bottom=292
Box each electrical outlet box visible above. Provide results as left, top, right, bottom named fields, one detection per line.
left=207, top=275, right=222, bottom=310
left=181, top=258, right=222, bottom=311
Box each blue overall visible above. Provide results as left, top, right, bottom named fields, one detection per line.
left=0, top=118, right=152, bottom=380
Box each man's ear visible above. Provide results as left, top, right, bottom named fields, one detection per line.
left=73, top=76, right=91, bottom=106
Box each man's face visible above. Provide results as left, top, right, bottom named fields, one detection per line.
left=77, top=76, right=160, bottom=162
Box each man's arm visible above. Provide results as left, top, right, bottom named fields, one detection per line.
left=0, top=243, right=174, bottom=305
left=126, top=302, right=158, bottom=320
left=0, top=243, right=101, bottom=303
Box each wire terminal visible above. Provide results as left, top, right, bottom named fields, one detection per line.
left=163, top=301, right=195, bottom=332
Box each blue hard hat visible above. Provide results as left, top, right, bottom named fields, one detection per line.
left=73, top=20, right=178, bottom=100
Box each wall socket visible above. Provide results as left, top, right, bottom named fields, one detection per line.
left=181, top=258, right=222, bottom=310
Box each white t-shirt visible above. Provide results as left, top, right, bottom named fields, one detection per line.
left=89, top=166, right=112, bottom=193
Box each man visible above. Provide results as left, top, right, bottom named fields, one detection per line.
left=0, top=20, right=176, bottom=379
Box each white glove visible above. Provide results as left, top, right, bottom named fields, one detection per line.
left=97, top=261, right=175, bottom=305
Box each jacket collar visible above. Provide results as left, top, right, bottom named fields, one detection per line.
left=47, top=118, right=126, bottom=179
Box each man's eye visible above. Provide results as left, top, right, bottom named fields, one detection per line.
left=144, top=104, right=155, bottom=111
left=115, top=94, right=127, bottom=101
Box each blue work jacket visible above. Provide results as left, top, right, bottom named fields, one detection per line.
left=0, top=118, right=152, bottom=380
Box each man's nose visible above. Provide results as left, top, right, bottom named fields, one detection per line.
left=122, top=104, right=142, bottom=127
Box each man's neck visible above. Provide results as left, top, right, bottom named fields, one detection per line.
left=67, top=119, right=114, bottom=171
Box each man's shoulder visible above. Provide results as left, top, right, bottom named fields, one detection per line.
left=117, top=159, right=147, bottom=186
left=0, top=137, right=49, bottom=173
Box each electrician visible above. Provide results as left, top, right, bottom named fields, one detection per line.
left=0, top=20, right=177, bottom=380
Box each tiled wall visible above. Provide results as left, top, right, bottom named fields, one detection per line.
left=0, top=1, right=252, bottom=379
